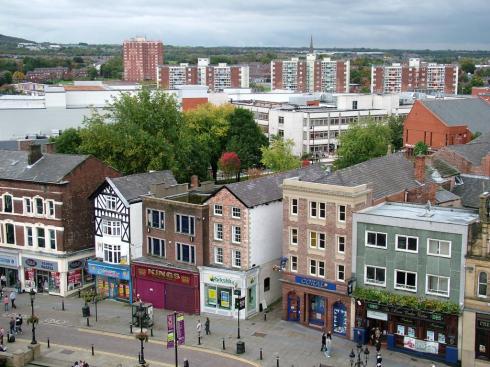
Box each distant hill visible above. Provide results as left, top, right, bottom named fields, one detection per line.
left=0, top=34, right=36, bottom=45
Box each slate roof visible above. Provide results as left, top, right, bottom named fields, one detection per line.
left=431, top=158, right=459, bottom=177
left=421, top=98, right=490, bottom=133
left=0, top=150, right=89, bottom=184
left=308, top=152, right=421, bottom=200
left=109, top=171, right=177, bottom=203
left=452, top=174, right=490, bottom=209
left=440, top=132, right=490, bottom=165
left=436, top=188, right=460, bottom=204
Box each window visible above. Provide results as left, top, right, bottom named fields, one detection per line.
left=102, top=220, right=121, bottom=236
left=337, top=264, right=345, bottom=281
left=365, top=266, right=386, bottom=287
left=232, top=250, right=241, bottom=268
left=3, top=194, right=12, bottom=213
left=395, top=270, right=417, bottom=292
left=212, top=223, right=223, bottom=240
left=46, top=200, right=55, bottom=217
left=49, top=229, right=56, bottom=250
left=214, top=247, right=223, bottom=264
left=264, top=277, right=270, bottom=292
left=396, top=235, right=418, bottom=252
left=26, top=226, right=33, bottom=246
left=106, top=196, right=117, bottom=211
left=24, top=198, right=32, bottom=214
left=478, top=272, right=488, bottom=298
left=337, top=236, right=345, bottom=253
left=309, top=259, right=316, bottom=276
left=427, top=239, right=451, bottom=257
left=104, top=243, right=121, bottom=264
left=319, top=202, right=326, bottom=219
left=290, top=198, right=298, bottom=215
left=37, top=227, right=45, bottom=248
left=366, top=231, right=387, bottom=248
left=147, top=237, right=165, bottom=257
left=35, top=197, right=44, bottom=215
left=310, top=201, right=317, bottom=217
left=232, top=207, right=241, bottom=219
left=213, top=205, right=223, bottom=216
left=426, top=274, right=450, bottom=297
left=290, top=228, right=298, bottom=245
left=176, top=243, right=196, bottom=264
left=291, top=256, right=298, bottom=272
left=309, top=231, right=326, bottom=249
left=147, top=209, right=165, bottom=229
left=176, top=214, right=195, bottom=236
left=232, top=226, right=241, bottom=244
left=310, top=201, right=325, bottom=219
left=352, top=101, right=358, bottom=110
left=278, top=116, right=284, bottom=124
left=5, top=223, right=15, bottom=244
left=338, top=205, right=346, bottom=222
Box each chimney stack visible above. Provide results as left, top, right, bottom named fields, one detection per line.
left=414, top=155, right=425, bottom=182
left=28, top=144, right=43, bottom=165
left=190, top=175, right=199, bottom=189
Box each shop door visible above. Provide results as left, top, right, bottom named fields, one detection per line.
left=136, top=279, right=165, bottom=309
left=332, top=302, right=347, bottom=336
left=287, top=292, right=300, bottom=322
left=308, top=295, right=325, bottom=327
left=36, top=271, right=49, bottom=293
left=247, top=285, right=256, bottom=312
left=165, top=284, right=195, bottom=314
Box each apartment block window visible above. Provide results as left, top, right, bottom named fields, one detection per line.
left=232, top=226, right=241, bottom=244
left=3, top=194, right=13, bottom=213
left=352, top=101, right=358, bottom=110
left=147, top=209, right=165, bottom=229
left=309, top=201, right=317, bottom=217
left=232, top=207, right=241, bottom=219
left=147, top=237, right=165, bottom=257
left=104, top=243, right=121, bottom=264
left=478, top=272, right=488, bottom=297
left=102, top=220, right=121, bottom=236
left=290, top=198, right=298, bottom=215
left=395, top=270, right=417, bottom=292
left=264, top=277, right=270, bottom=292
left=35, top=197, right=44, bottom=215
left=214, top=247, right=223, bottom=264
left=318, top=261, right=325, bottom=277
left=37, top=227, right=45, bottom=248
left=396, top=235, right=418, bottom=253
left=175, top=214, right=195, bottom=236
left=24, top=198, right=32, bottom=214
left=290, top=228, right=298, bottom=245
left=337, top=264, right=345, bottom=281
left=319, top=202, right=326, bottom=219
left=106, top=196, right=117, bottom=211
left=290, top=256, right=298, bottom=272
left=426, top=274, right=449, bottom=297
left=177, top=243, right=196, bottom=264
left=365, top=265, right=386, bottom=286
left=366, top=231, right=387, bottom=248
left=49, top=229, right=56, bottom=250
left=309, top=231, right=326, bottom=249
left=47, top=200, right=55, bottom=217
left=427, top=239, right=451, bottom=257
left=338, top=205, right=346, bottom=222
left=337, top=236, right=345, bottom=253
left=309, top=259, right=317, bottom=276
left=26, top=226, right=33, bottom=246
left=232, top=250, right=241, bottom=268
left=5, top=223, right=15, bottom=244
left=214, top=223, right=223, bottom=240
left=278, top=116, right=284, bottom=124
left=213, top=204, right=223, bottom=216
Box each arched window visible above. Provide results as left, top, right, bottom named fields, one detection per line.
left=478, top=272, right=488, bottom=297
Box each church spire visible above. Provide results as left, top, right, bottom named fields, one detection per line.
left=309, top=35, right=314, bottom=53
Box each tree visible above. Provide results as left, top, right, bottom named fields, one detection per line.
left=471, top=75, right=484, bottom=87
left=0, top=71, right=12, bottom=86
left=12, top=71, right=25, bottom=83
left=334, top=119, right=391, bottom=170
left=260, top=136, right=301, bottom=172
left=413, top=141, right=428, bottom=156
left=51, top=128, right=82, bottom=154
left=87, top=66, right=98, bottom=80
left=387, top=115, right=405, bottom=151
left=100, top=56, right=123, bottom=79
left=218, top=152, right=241, bottom=181
left=460, top=59, right=476, bottom=74
left=226, top=108, right=268, bottom=171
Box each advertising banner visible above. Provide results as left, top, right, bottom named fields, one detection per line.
left=167, top=314, right=175, bottom=349
left=177, top=313, right=185, bottom=345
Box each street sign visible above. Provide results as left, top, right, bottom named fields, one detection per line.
left=234, top=289, right=241, bottom=296
left=235, top=296, right=246, bottom=310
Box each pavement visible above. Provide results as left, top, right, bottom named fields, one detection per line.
left=0, top=289, right=448, bottom=367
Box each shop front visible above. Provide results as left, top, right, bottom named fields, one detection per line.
left=0, top=250, right=20, bottom=288
left=354, top=301, right=459, bottom=365
left=132, top=261, right=199, bottom=314
left=87, top=260, right=130, bottom=302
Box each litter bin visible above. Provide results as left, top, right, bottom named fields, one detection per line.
left=82, top=304, right=90, bottom=317
left=236, top=341, right=245, bottom=354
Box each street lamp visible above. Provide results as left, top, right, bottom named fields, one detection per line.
left=349, top=342, right=370, bottom=367
left=28, top=289, right=37, bottom=344
left=135, top=301, right=148, bottom=366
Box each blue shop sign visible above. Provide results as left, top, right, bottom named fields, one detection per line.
left=87, top=260, right=130, bottom=280
left=295, top=276, right=336, bottom=291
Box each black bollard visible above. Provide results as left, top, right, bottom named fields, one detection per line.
left=47, top=338, right=50, bottom=348
left=183, top=359, right=189, bottom=367
left=264, top=312, right=267, bottom=321
left=86, top=317, right=90, bottom=327
left=198, top=335, right=201, bottom=345
left=222, top=337, right=225, bottom=350
left=130, top=324, right=133, bottom=334
left=151, top=328, right=153, bottom=337
left=91, top=344, right=94, bottom=356
left=276, top=355, right=279, bottom=367
left=260, top=348, right=263, bottom=360
left=61, top=299, right=65, bottom=311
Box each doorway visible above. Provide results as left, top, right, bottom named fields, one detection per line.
left=36, top=270, right=50, bottom=293
left=287, top=292, right=300, bottom=322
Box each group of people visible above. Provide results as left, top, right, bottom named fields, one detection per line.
left=321, top=331, right=333, bottom=358
left=2, top=290, right=17, bottom=312
left=72, top=361, right=89, bottom=367
left=196, top=317, right=211, bottom=337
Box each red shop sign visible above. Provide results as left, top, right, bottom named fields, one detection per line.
left=134, top=265, right=196, bottom=286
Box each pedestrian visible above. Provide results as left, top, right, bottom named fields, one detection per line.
left=321, top=331, right=326, bottom=351
left=15, top=314, right=22, bottom=334
left=325, top=331, right=332, bottom=357
left=0, top=327, right=4, bottom=345
left=0, top=275, right=6, bottom=288
left=196, top=319, right=202, bottom=338
left=15, top=280, right=21, bottom=294
left=9, top=317, right=15, bottom=335
left=9, top=290, right=16, bottom=309
left=205, top=317, right=210, bottom=335
left=3, top=295, right=8, bottom=312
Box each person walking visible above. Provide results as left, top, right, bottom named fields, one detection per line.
left=0, top=327, right=4, bottom=345
left=205, top=317, right=210, bottom=335
left=9, top=317, right=15, bottom=336
left=9, top=290, right=16, bottom=310
left=0, top=275, right=6, bottom=288
left=325, top=331, right=332, bottom=358
left=321, top=331, right=326, bottom=352
left=3, top=295, right=8, bottom=312
left=15, top=314, right=22, bottom=334
left=196, top=319, right=202, bottom=339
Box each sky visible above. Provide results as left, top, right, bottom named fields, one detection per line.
left=1, top=0, right=489, bottom=50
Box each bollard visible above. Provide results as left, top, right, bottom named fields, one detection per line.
left=86, top=317, right=90, bottom=327
left=183, top=359, right=189, bottom=367
left=61, top=299, right=65, bottom=311
left=259, top=348, right=263, bottom=360
left=130, top=324, right=133, bottom=334
left=198, top=335, right=201, bottom=345
left=138, top=353, right=141, bottom=363
left=276, top=355, right=279, bottom=367
left=264, top=312, right=267, bottom=321
left=78, top=289, right=81, bottom=298
left=151, top=328, right=153, bottom=337
left=47, top=338, right=50, bottom=348
left=222, top=337, right=225, bottom=350
left=91, top=344, right=94, bottom=356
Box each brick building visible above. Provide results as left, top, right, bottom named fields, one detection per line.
left=403, top=98, right=490, bottom=150
left=371, top=59, right=458, bottom=95
left=0, top=145, right=119, bottom=296
left=123, top=37, right=164, bottom=82
left=26, top=67, right=69, bottom=83
left=472, top=87, right=490, bottom=104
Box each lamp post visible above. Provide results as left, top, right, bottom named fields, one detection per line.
left=135, top=301, right=147, bottom=365
left=29, top=289, right=37, bottom=345
left=349, top=342, right=370, bottom=367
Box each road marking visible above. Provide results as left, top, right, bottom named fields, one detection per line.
left=77, top=328, right=260, bottom=366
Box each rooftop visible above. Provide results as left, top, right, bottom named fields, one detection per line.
left=452, top=174, right=490, bottom=209
left=109, top=171, right=177, bottom=203
left=441, top=132, right=490, bottom=165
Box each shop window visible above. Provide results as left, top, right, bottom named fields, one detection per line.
left=232, top=250, right=241, bottom=268
left=479, top=272, right=488, bottom=298
left=264, top=277, right=270, bottom=292
left=337, top=264, right=345, bottom=281
left=106, top=196, right=117, bottom=211
left=49, top=229, right=56, bottom=250
left=365, top=265, right=386, bottom=287
left=213, top=204, right=223, bottom=216
left=102, top=220, right=121, bottom=236
left=365, top=231, right=387, bottom=249
left=175, top=214, right=195, bottom=236
left=290, top=198, right=298, bottom=215
left=5, top=223, right=15, bottom=244
left=35, top=197, right=44, bottom=215
left=338, top=205, right=346, bottom=222
left=177, top=243, right=196, bottom=264
left=396, top=235, right=418, bottom=253
left=232, top=226, right=241, bottom=244
left=24, top=198, right=32, bottom=214
left=394, top=270, right=417, bottom=292
left=290, top=256, right=298, bottom=272
left=290, top=228, right=298, bottom=245
left=214, top=223, right=223, bottom=241
left=427, top=239, right=451, bottom=257
left=37, top=227, right=45, bottom=247
left=476, top=316, right=490, bottom=360
left=104, top=243, right=121, bottom=264
left=46, top=200, right=55, bottom=217
left=214, top=247, right=223, bottom=264
left=232, top=207, right=241, bottom=219
left=426, top=274, right=449, bottom=297
left=26, top=226, right=33, bottom=246
left=147, top=237, right=165, bottom=257
left=2, top=194, right=13, bottom=213
left=337, top=236, right=345, bottom=253
left=147, top=209, right=165, bottom=229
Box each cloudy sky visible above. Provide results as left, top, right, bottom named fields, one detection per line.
left=1, top=0, right=489, bottom=50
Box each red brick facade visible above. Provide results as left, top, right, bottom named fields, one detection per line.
left=123, top=39, right=164, bottom=82
left=432, top=149, right=490, bottom=177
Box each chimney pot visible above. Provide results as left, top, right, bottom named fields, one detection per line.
left=28, top=144, right=43, bottom=165
left=190, top=175, right=199, bottom=189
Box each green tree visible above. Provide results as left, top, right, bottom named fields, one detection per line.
left=260, top=136, right=300, bottom=172
left=471, top=75, right=484, bottom=87
left=387, top=115, right=405, bottom=151
left=51, top=128, right=82, bottom=154
left=100, top=56, right=123, bottom=79
left=226, top=108, right=268, bottom=172
left=12, top=71, right=25, bottom=83
left=0, top=71, right=12, bottom=86
left=87, top=66, right=98, bottom=80
left=413, top=141, right=429, bottom=156
left=460, top=59, right=476, bottom=74
left=334, top=119, right=391, bottom=170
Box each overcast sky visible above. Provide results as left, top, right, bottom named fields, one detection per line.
left=1, top=0, right=489, bottom=50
